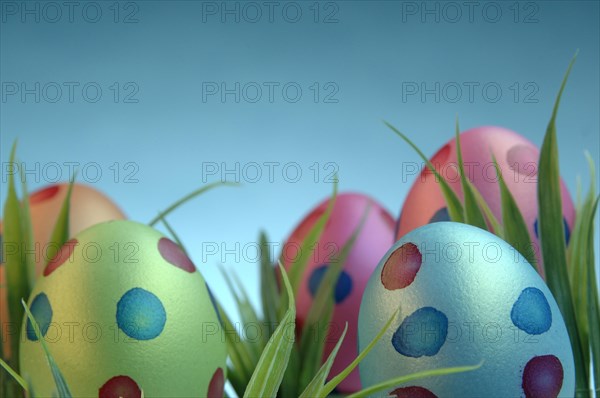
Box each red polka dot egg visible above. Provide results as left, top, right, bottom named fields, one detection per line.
left=19, top=220, right=226, bottom=398
left=358, top=222, right=574, bottom=398
left=282, top=192, right=395, bottom=392
left=396, top=126, right=575, bottom=275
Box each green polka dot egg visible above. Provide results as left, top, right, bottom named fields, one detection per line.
left=19, top=220, right=227, bottom=398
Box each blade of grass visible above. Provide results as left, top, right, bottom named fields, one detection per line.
left=454, top=118, right=487, bottom=230
left=298, top=204, right=371, bottom=389
left=537, top=52, right=588, bottom=392
left=492, top=156, right=537, bottom=268
left=215, top=300, right=254, bottom=384
left=584, top=195, right=599, bottom=392
left=385, top=122, right=464, bottom=223
left=0, top=357, right=28, bottom=391
left=259, top=231, right=280, bottom=329
left=243, top=262, right=296, bottom=398
left=299, top=323, right=348, bottom=398
left=148, top=182, right=239, bottom=226
left=18, top=167, right=35, bottom=287
left=3, top=141, right=29, bottom=373
left=347, top=362, right=483, bottom=398
left=218, top=265, right=262, bottom=362
left=467, top=183, right=504, bottom=237
left=22, top=299, right=72, bottom=398
left=45, top=176, right=76, bottom=267
left=321, top=308, right=400, bottom=397
left=285, top=181, right=338, bottom=301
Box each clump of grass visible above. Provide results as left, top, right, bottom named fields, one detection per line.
left=386, top=52, right=599, bottom=397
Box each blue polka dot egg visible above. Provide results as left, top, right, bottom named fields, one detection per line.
left=20, top=220, right=227, bottom=398
left=358, top=222, right=574, bottom=398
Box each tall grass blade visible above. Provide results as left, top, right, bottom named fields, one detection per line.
left=537, top=52, right=588, bottom=392
left=385, top=122, right=464, bottom=223
left=243, top=262, right=296, bottom=398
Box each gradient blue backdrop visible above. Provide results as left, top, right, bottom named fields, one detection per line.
left=1, top=0, right=599, bottom=335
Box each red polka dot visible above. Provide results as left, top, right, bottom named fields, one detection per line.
left=522, top=355, right=564, bottom=398
left=507, top=144, right=539, bottom=176
left=389, top=386, right=438, bottom=398
left=158, top=237, right=195, bottom=273
left=30, top=185, right=61, bottom=204
left=381, top=242, right=422, bottom=290
left=44, top=239, right=78, bottom=276
left=207, top=368, right=224, bottom=398
left=99, top=375, right=142, bottom=398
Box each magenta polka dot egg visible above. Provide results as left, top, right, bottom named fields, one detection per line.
left=19, top=220, right=227, bottom=398
left=282, top=192, right=395, bottom=392
left=358, top=222, right=574, bottom=398
left=396, top=126, right=576, bottom=276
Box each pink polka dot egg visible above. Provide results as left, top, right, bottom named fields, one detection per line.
left=396, top=126, right=575, bottom=275
left=358, top=222, right=574, bottom=398
left=282, top=192, right=396, bottom=392
left=20, top=220, right=227, bottom=398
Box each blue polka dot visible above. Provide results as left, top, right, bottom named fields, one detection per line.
left=534, top=217, right=570, bottom=244
left=511, top=287, right=552, bottom=335
left=392, top=307, right=448, bottom=358
left=117, top=288, right=166, bottom=340
left=308, top=265, right=353, bottom=304
left=26, top=293, right=53, bottom=341
left=429, top=207, right=450, bottom=223
left=206, top=282, right=223, bottom=326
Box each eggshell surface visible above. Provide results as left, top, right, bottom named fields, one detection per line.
left=282, top=193, right=396, bottom=392
left=359, top=222, right=574, bottom=398
left=396, top=126, right=575, bottom=275
left=20, top=220, right=226, bottom=398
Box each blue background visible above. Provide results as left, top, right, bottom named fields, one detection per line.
left=1, top=0, right=599, bottom=337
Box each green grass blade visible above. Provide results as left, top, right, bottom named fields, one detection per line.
left=584, top=195, right=599, bottom=392
left=299, top=323, right=348, bottom=398
left=3, top=141, right=29, bottom=373
left=218, top=265, right=263, bottom=362
left=148, top=181, right=239, bottom=226
left=0, top=357, right=28, bottom=391
left=454, top=118, right=487, bottom=230
left=537, top=53, right=588, bottom=391
left=46, top=176, right=76, bottom=267
left=298, top=204, right=371, bottom=389
left=243, top=262, right=296, bottom=398
left=285, top=181, right=338, bottom=301
left=467, top=183, right=504, bottom=237
left=321, top=308, right=400, bottom=396
left=215, top=300, right=254, bottom=383
left=492, top=156, right=537, bottom=268
left=385, top=121, right=464, bottom=223
left=259, top=231, right=280, bottom=329
left=22, top=299, right=72, bottom=398
left=18, top=168, right=35, bottom=287
left=347, top=362, right=482, bottom=398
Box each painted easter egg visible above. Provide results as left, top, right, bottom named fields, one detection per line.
left=1, top=183, right=125, bottom=359
left=282, top=192, right=395, bottom=392
left=396, top=126, right=575, bottom=275
left=358, top=222, right=574, bottom=398
left=20, top=220, right=226, bottom=397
